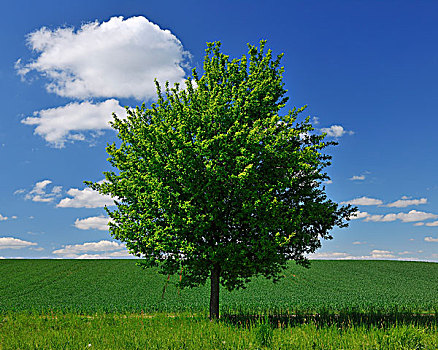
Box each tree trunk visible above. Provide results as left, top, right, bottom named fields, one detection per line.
left=209, top=263, right=221, bottom=320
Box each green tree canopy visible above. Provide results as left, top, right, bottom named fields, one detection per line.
left=86, top=41, right=355, bottom=319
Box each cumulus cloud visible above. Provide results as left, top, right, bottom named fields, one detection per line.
left=16, top=16, right=190, bottom=100
left=364, top=210, right=438, bottom=223
left=349, top=211, right=369, bottom=220
left=309, top=248, right=431, bottom=261
left=52, top=240, right=129, bottom=259
left=424, top=237, right=438, bottom=242
left=396, top=210, right=433, bottom=222
left=309, top=252, right=351, bottom=259
left=22, top=180, right=62, bottom=203
left=22, top=99, right=127, bottom=148
left=52, top=240, right=125, bottom=256
left=309, top=249, right=396, bottom=260
left=57, top=185, right=115, bottom=208
left=74, top=251, right=131, bottom=259
left=425, top=221, right=438, bottom=227
left=386, top=197, right=427, bottom=208
left=341, top=197, right=383, bottom=206
left=349, top=209, right=438, bottom=224
left=369, top=249, right=395, bottom=259
left=74, top=216, right=111, bottom=231
left=0, top=237, right=37, bottom=249
left=320, top=125, right=354, bottom=138
left=363, top=214, right=386, bottom=222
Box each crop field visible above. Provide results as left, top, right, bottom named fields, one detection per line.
left=1, top=260, right=438, bottom=349
left=1, top=259, right=437, bottom=314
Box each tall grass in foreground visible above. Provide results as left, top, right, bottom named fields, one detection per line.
left=1, top=312, right=438, bottom=350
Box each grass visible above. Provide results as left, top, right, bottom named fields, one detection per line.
left=1, top=259, right=437, bottom=349
left=1, top=312, right=438, bottom=349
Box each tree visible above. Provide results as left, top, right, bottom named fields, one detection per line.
left=86, top=41, right=355, bottom=320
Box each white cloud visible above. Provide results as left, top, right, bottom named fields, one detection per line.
left=310, top=250, right=395, bottom=260
left=0, top=214, right=16, bottom=221
left=57, top=186, right=114, bottom=208
left=394, top=210, right=437, bottom=223
left=369, top=214, right=398, bottom=222
left=323, top=179, right=333, bottom=184
left=369, top=249, right=395, bottom=259
left=16, top=16, right=190, bottom=100
left=309, top=249, right=429, bottom=261
left=23, top=180, right=62, bottom=203
left=52, top=240, right=129, bottom=259
left=29, top=247, right=44, bottom=251
left=413, top=222, right=425, bottom=226
left=349, top=211, right=369, bottom=220
left=75, top=251, right=132, bottom=259
left=346, top=250, right=395, bottom=260
left=320, top=125, right=354, bottom=138
left=22, top=99, right=128, bottom=148
left=309, top=252, right=351, bottom=259
left=352, top=241, right=366, bottom=245
left=386, top=197, right=427, bottom=208
left=341, top=197, right=383, bottom=206
left=0, top=237, right=37, bottom=249
left=52, top=240, right=125, bottom=256
left=425, top=221, right=438, bottom=227
left=397, top=257, right=424, bottom=262
left=424, top=237, right=438, bottom=242
left=398, top=251, right=412, bottom=255
left=74, top=254, right=109, bottom=259
left=349, top=175, right=365, bottom=181
left=364, top=210, right=438, bottom=223
left=74, top=216, right=111, bottom=231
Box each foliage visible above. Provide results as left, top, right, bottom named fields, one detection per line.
left=86, top=41, right=354, bottom=301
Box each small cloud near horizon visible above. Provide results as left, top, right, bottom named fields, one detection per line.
left=349, top=175, right=365, bottom=181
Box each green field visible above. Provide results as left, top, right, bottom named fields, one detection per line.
left=1, top=259, right=437, bottom=314
left=1, top=260, right=438, bottom=349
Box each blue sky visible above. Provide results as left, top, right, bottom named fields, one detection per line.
left=1, top=0, right=437, bottom=261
